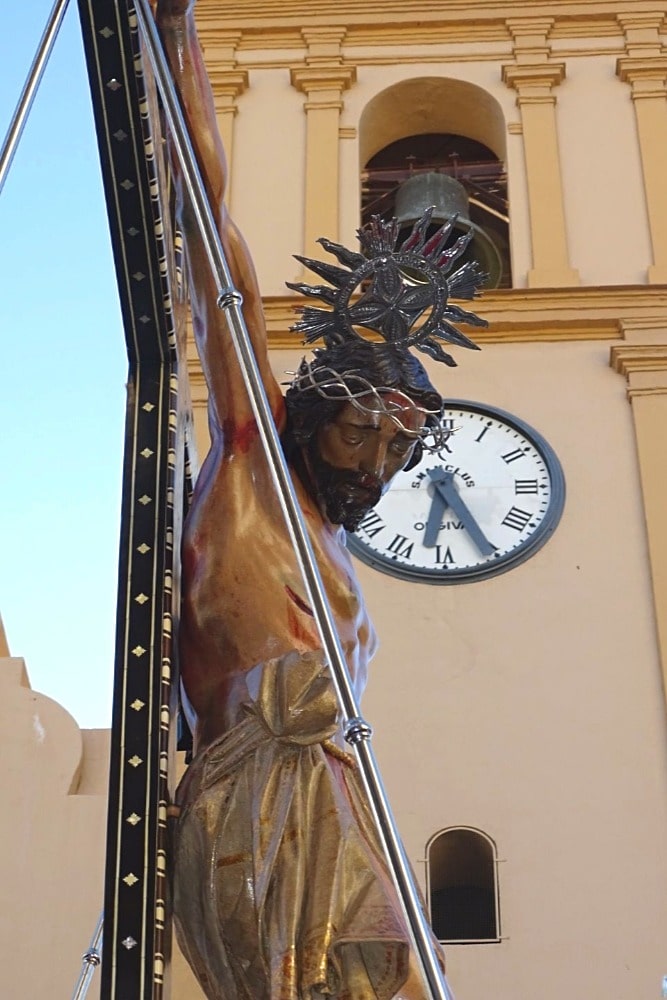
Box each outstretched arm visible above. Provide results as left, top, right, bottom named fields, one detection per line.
left=155, top=0, right=283, bottom=437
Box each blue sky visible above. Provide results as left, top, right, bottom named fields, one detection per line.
left=0, top=2, right=128, bottom=727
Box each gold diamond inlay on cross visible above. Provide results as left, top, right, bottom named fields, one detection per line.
left=140, top=447, right=153, bottom=458
left=137, top=543, right=150, bottom=554
left=123, top=872, right=139, bottom=887
left=135, top=593, right=149, bottom=605
left=138, top=495, right=152, bottom=506
left=130, top=698, right=145, bottom=711
left=126, top=813, right=142, bottom=826
left=131, top=645, right=146, bottom=657
left=128, top=755, right=143, bottom=768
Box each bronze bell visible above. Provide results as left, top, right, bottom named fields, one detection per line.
left=395, top=172, right=503, bottom=288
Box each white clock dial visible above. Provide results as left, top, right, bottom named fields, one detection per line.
left=346, top=401, right=565, bottom=583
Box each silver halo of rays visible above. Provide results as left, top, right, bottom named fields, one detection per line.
left=286, top=210, right=489, bottom=367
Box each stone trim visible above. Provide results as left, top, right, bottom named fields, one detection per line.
left=616, top=16, right=667, bottom=283
left=289, top=31, right=357, bottom=264
left=610, top=329, right=667, bottom=710
left=502, top=19, right=579, bottom=288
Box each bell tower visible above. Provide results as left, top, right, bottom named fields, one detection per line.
left=187, top=4, right=667, bottom=999
left=2, top=3, right=667, bottom=1000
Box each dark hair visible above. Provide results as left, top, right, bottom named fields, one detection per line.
left=283, top=341, right=443, bottom=471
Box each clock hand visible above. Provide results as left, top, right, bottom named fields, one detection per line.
left=423, top=489, right=447, bottom=548
left=428, top=469, right=497, bottom=558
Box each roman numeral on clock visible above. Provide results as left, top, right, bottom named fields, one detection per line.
left=358, top=510, right=385, bottom=538
left=514, top=479, right=539, bottom=494
left=501, top=447, right=526, bottom=464
left=475, top=422, right=492, bottom=443
left=435, top=545, right=455, bottom=565
left=387, top=534, right=414, bottom=559
left=501, top=506, right=532, bottom=532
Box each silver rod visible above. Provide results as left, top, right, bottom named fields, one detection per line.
left=135, top=4, right=454, bottom=998
left=71, top=912, right=103, bottom=1000
left=0, top=0, right=71, bottom=197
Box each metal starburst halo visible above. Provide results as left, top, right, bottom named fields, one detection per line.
left=287, top=209, right=488, bottom=367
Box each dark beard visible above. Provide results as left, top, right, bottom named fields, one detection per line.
left=306, top=441, right=383, bottom=531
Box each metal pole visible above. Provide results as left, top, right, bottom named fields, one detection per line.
left=71, top=912, right=103, bottom=1000
left=0, top=0, right=71, bottom=197
left=134, top=3, right=454, bottom=998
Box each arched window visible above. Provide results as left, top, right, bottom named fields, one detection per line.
left=427, top=827, right=500, bottom=943
left=359, top=79, right=511, bottom=288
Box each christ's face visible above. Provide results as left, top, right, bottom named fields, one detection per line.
left=308, top=393, right=426, bottom=531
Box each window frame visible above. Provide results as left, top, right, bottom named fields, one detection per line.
left=425, top=826, right=502, bottom=945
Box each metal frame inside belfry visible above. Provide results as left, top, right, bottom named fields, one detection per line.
left=77, top=2, right=194, bottom=996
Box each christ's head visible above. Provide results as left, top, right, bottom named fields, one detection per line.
left=283, top=342, right=442, bottom=530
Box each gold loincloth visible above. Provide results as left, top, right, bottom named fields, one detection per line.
left=172, top=650, right=411, bottom=1000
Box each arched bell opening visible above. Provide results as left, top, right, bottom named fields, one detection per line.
left=362, top=132, right=510, bottom=289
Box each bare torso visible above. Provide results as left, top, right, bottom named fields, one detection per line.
left=180, top=429, right=377, bottom=753
left=156, top=3, right=379, bottom=756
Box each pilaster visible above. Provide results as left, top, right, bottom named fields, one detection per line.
left=617, top=14, right=667, bottom=284
left=290, top=28, right=356, bottom=263
left=611, top=323, right=667, bottom=708
left=502, top=19, right=579, bottom=289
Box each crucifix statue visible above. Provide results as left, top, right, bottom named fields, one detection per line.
left=155, top=2, right=486, bottom=996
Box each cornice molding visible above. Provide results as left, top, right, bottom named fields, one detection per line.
left=610, top=342, right=667, bottom=398
left=196, top=8, right=636, bottom=62
left=290, top=64, right=357, bottom=96
left=194, top=3, right=646, bottom=54
left=195, top=2, right=667, bottom=30
left=209, top=68, right=250, bottom=101
left=611, top=344, right=667, bottom=377
left=616, top=10, right=666, bottom=55
left=184, top=289, right=667, bottom=403
left=506, top=16, right=555, bottom=35
left=207, top=44, right=624, bottom=74
left=502, top=61, right=567, bottom=92
left=300, top=25, right=348, bottom=54
left=615, top=9, right=667, bottom=93
left=616, top=55, right=667, bottom=84
left=261, top=286, right=667, bottom=348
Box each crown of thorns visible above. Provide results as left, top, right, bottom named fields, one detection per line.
left=285, top=363, right=451, bottom=450
left=287, top=208, right=488, bottom=367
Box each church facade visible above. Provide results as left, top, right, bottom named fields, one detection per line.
left=3, top=2, right=667, bottom=998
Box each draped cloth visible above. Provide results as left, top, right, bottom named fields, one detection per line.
left=172, top=651, right=412, bottom=1000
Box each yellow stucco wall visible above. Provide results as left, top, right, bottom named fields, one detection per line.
left=4, top=2, right=667, bottom=999
left=0, top=648, right=107, bottom=999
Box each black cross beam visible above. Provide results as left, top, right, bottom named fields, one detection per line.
left=77, top=1, right=195, bottom=995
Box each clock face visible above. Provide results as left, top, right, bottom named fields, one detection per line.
left=346, top=400, right=565, bottom=583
